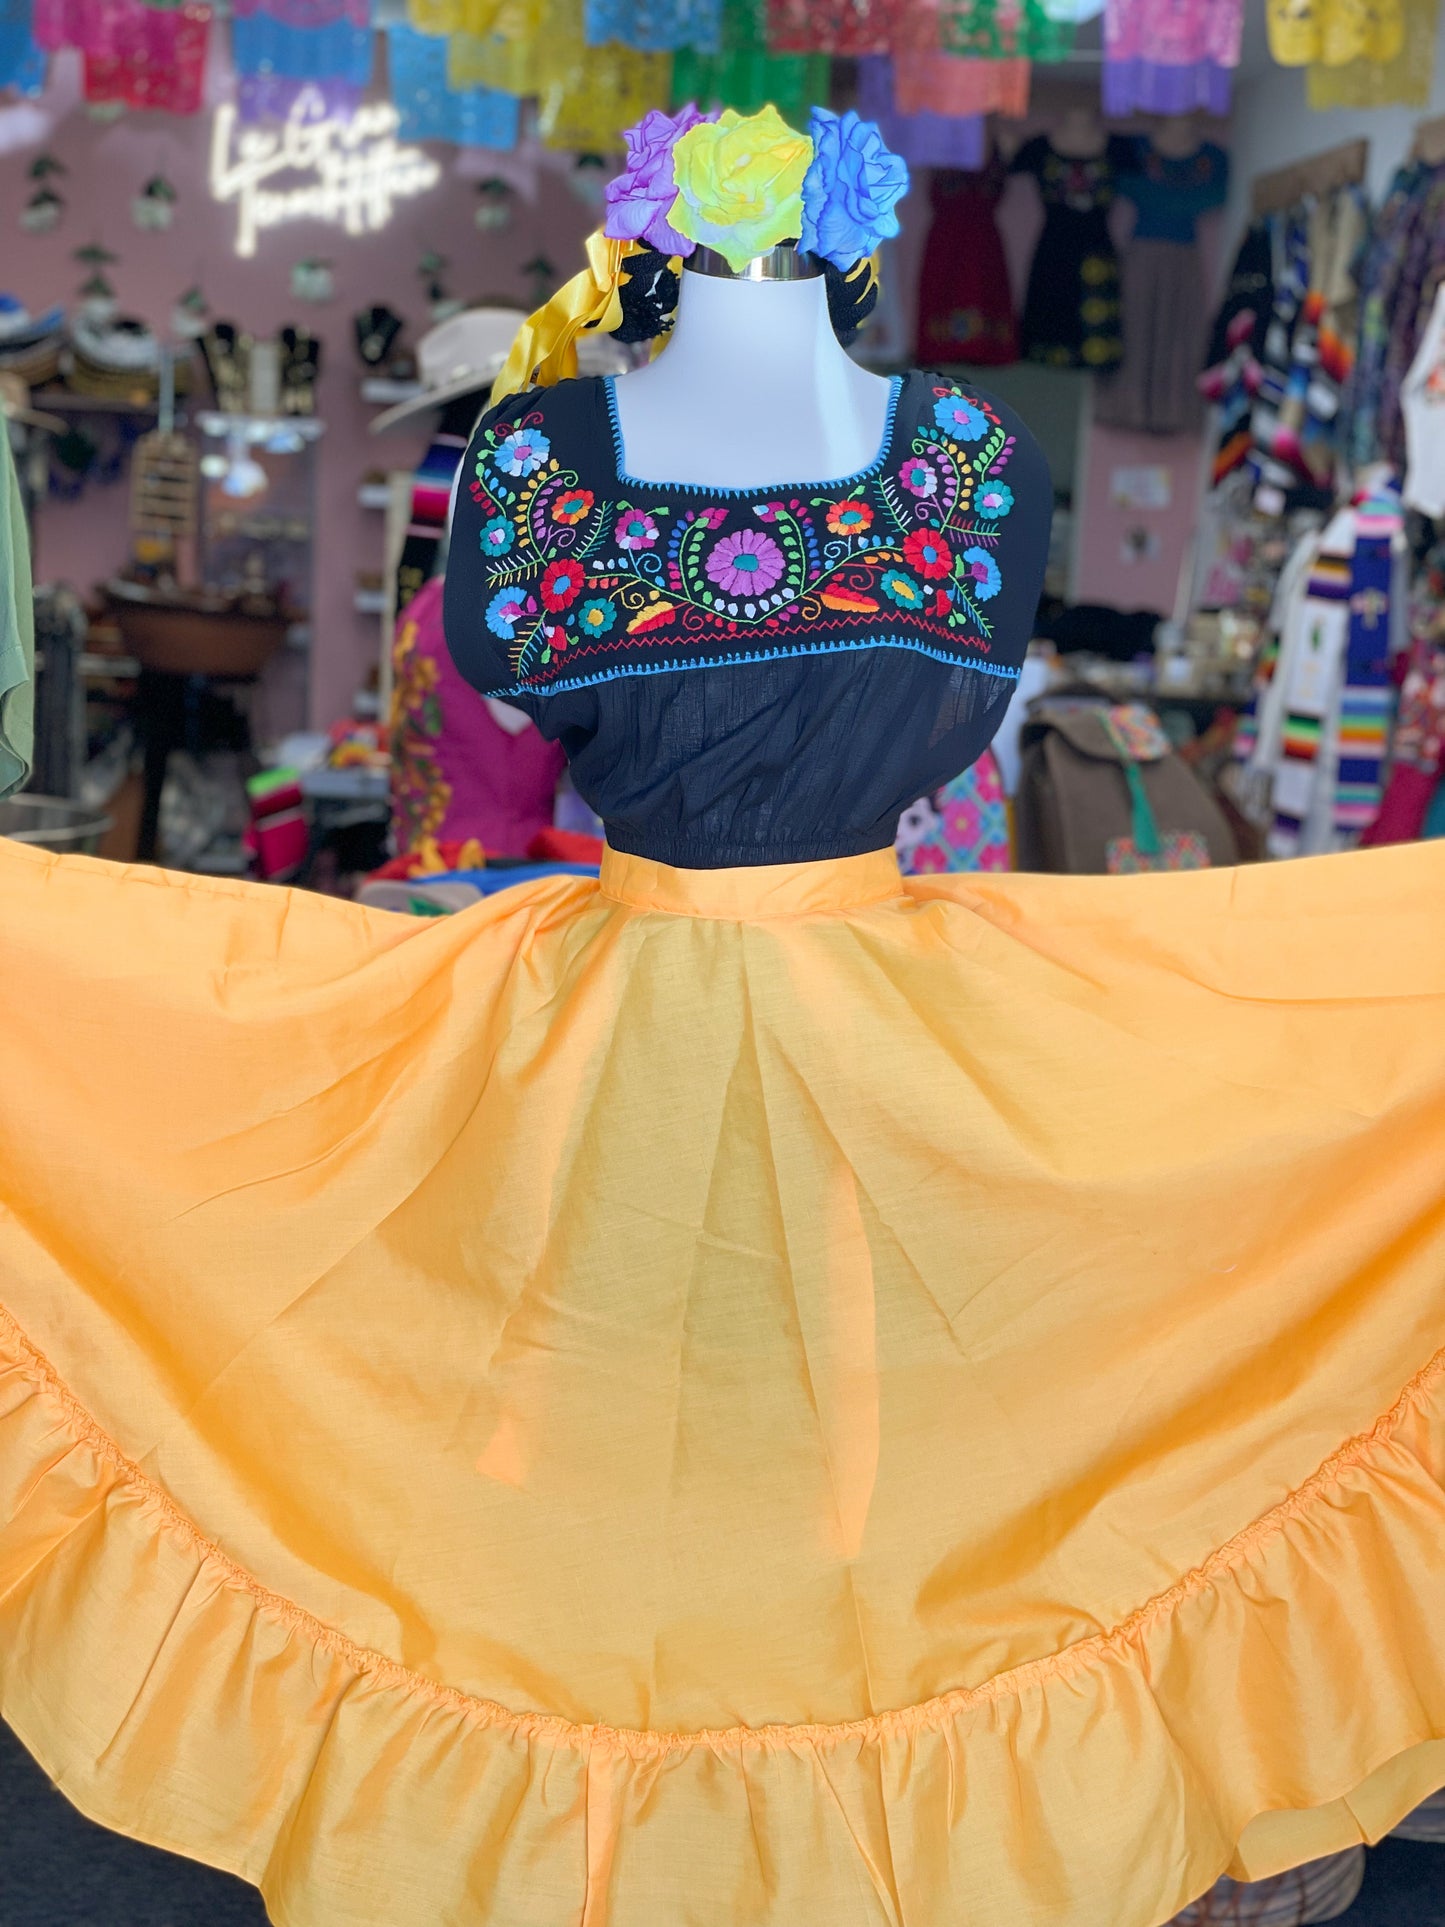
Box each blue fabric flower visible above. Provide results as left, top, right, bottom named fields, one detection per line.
left=879, top=568, right=924, bottom=611
left=577, top=596, right=618, bottom=636
left=798, top=108, right=909, bottom=271
left=934, top=395, right=988, bottom=442
left=494, top=429, right=551, bottom=477
left=480, top=516, right=514, bottom=556
left=486, top=588, right=530, bottom=639
left=975, top=481, right=1014, bottom=520
left=961, top=547, right=1002, bottom=602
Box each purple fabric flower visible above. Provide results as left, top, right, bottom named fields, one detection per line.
left=705, top=528, right=785, bottom=599
left=604, top=104, right=716, bottom=258
left=799, top=107, right=909, bottom=271
left=899, top=457, right=938, bottom=499
left=617, top=510, right=659, bottom=550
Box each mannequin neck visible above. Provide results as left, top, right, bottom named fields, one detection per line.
left=661, top=267, right=846, bottom=390
left=608, top=263, right=890, bottom=490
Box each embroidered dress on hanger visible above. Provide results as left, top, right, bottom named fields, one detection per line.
left=1011, top=134, right=1130, bottom=371
left=1096, top=139, right=1228, bottom=435
left=914, top=158, right=1019, bottom=367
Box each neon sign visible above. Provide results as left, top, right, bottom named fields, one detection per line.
left=210, top=90, right=442, bottom=258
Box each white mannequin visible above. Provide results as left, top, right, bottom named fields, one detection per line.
left=609, top=248, right=893, bottom=491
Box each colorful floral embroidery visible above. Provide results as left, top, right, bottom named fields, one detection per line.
left=466, top=373, right=1022, bottom=690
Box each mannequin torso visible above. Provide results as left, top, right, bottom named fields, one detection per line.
left=610, top=262, right=892, bottom=491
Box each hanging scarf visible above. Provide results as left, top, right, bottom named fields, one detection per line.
left=1334, top=488, right=1401, bottom=832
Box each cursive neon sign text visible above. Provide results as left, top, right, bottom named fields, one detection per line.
left=210, top=91, right=442, bottom=258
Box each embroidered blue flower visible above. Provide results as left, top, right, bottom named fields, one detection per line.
left=480, top=515, right=514, bottom=556
left=961, top=547, right=1002, bottom=602
left=975, top=481, right=1014, bottom=520
left=934, top=395, right=988, bottom=442
left=880, top=568, right=925, bottom=611
left=799, top=107, right=909, bottom=270
left=577, top=596, right=618, bottom=636
left=486, top=587, right=532, bottom=639
left=494, top=428, right=551, bottom=477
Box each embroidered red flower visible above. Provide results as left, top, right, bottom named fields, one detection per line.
left=552, top=488, right=594, bottom=525
left=826, top=500, right=874, bottom=536
left=540, top=559, right=584, bottom=611
left=903, top=528, right=953, bottom=580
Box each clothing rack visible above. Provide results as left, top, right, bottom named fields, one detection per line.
left=1250, top=139, right=1369, bottom=218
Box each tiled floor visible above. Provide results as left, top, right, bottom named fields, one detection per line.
left=0, top=1721, right=1440, bottom=1924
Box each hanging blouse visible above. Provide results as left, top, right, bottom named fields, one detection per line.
left=0, top=0, right=44, bottom=88
left=446, top=0, right=541, bottom=91
left=855, top=57, right=985, bottom=171
left=1267, top=0, right=1404, bottom=64
left=79, top=0, right=208, bottom=107
left=231, top=9, right=373, bottom=82
left=534, top=0, right=669, bottom=149
left=671, top=0, right=824, bottom=117
left=444, top=368, right=1050, bottom=866
left=585, top=0, right=718, bottom=52
left=764, top=0, right=910, bottom=54
left=386, top=23, right=520, bottom=144
left=936, top=0, right=1073, bottom=61
left=1306, top=0, right=1438, bottom=102
left=892, top=47, right=1031, bottom=116
left=237, top=71, right=361, bottom=116
left=1103, top=0, right=1242, bottom=114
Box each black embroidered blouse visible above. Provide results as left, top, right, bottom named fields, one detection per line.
left=445, top=369, right=1050, bottom=868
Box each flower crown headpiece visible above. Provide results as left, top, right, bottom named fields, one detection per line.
left=492, top=103, right=909, bottom=407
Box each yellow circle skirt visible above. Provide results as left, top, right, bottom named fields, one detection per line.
left=1, top=833, right=1443, bottom=1927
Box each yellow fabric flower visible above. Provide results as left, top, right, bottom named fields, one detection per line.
left=670, top=106, right=814, bottom=273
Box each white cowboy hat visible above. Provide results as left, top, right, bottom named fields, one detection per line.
left=370, top=303, right=632, bottom=434
left=370, top=307, right=525, bottom=435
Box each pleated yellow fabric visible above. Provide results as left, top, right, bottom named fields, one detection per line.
left=1, top=832, right=1445, bottom=1927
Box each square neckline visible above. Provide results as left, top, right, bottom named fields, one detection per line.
left=600, top=371, right=907, bottom=502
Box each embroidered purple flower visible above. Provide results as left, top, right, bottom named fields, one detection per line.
left=577, top=596, right=618, bottom=635
left=975, top=480, right=1014, bottom=519
left=617, top=509, right=659, bottom=550
left=604, top=104, right=715, bottom=258
left=706, top=528, right=785, bottom=598
left=480, top=515, right=513, bottom=556
left=799, top=107, right=909, bottom=270
left=899, top=457, right=938, bottom=499
left=961, top=547, right=1002, bottom=601
left=486, top=587, right=533, bottom=640
left=494, top=428, right=551, bottom=477
left=880, top=568, right=925, bottom=611
left=933, top=394, right=988, bottom=442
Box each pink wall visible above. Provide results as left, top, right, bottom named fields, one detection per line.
left=2, top=61, right=1232, bottom=722
left=1, top=50, right=597, bottom=727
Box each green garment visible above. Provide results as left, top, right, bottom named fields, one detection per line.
left=0, top=430, right=35, bottom=801
left=671, top=0, right=827, bottom=121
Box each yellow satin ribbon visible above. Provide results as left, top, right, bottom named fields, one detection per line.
left=491, top=231, right=643, bottom=407
left=489, top=231, right=886, bottom=408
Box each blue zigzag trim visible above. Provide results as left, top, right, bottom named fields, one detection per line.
left=483, top=633, right=1022, bottom=701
